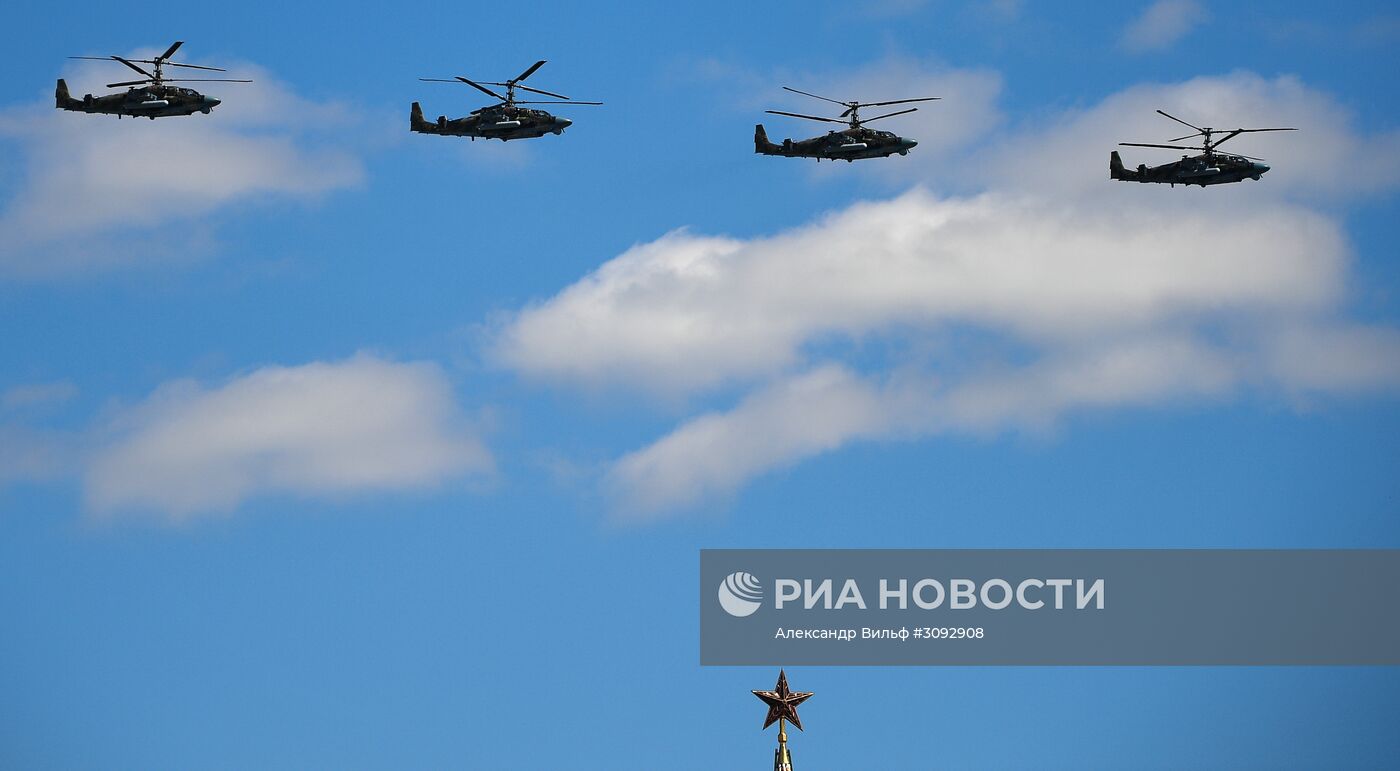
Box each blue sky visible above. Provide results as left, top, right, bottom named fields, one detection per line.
left=2, top=0, right=1399, bottom=768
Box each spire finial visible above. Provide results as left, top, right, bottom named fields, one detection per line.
left=753, top=670, right=812, bottom=771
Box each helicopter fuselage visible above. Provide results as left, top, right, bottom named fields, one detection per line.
left=411, top=103, right=572, bottom=141
left=55, top=79, right=220, bottom=119
left=755, top=124, right=917, bottom=161
left=1112, top=111, right=1292, bottom=187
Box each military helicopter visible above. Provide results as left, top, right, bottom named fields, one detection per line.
left=1111, top=109, right=1296, bottom=187
left=56, top=41, right=249, bottom=119
left=754, top=86, right=938, bottom=162
left=411, top=60, right=601, bottom=141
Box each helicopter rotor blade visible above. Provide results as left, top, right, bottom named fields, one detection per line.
left=860, top=107, right=919, bottom=123
left=158, top=41, right=184, bottom=61
left=1210, top=127, right=1296, bottom=149
left=70, top=55, right=135, bottom=67
left=1119, top=142, right=1204, bottom=151
left=164, top=62, right=228, bottom=72
left=765, top=109, right=846, bottom=124
left=1156, top=109, right=1205, bottom=134
left=856, top=97, right=941, bottom=108
left=111, top=56, right=154, bottom=77
left=456, top=77, right=508, bottom=101
left=1209, top=130, right=1244, bottom=148
left=511, top=60, right=546, bottom=84
left=1168, top=131, right=1204, bottom=142
left=111, top=78, right=248, bottom=86
left=513, top=83, right=571, bottom=100
left=1216, top=127, right=1296, bottom=143
left=514, top=100, right=603, bottom=105
left=781, top=86, right=850, bottom=109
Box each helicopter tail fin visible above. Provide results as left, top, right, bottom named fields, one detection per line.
left=55, top=79, right=79, bottom=110
left=410, top=101, right=429, bottom=132
left=1110, top=150, right=1128, bottom=180
left=755, top=123, right=780, bottom=155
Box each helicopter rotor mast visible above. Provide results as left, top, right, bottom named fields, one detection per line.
left=420, top=60, right=603, bottom=109
left=1124, top=109, right=1296, bottom=159
left=70, top=41, right=251, bottom=89
left=773, top=86, right=938, bottom=129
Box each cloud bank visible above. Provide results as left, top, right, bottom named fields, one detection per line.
left=494, top=72, right=1400, bottom=517
left=84, top=355, right=491, bottom=518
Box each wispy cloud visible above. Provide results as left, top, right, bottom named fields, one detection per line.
left=1120, top=0, right=1208, bottom=52
left=2, top=380, right=78, bottom=412
left=82, top=355, right=492, bottom=519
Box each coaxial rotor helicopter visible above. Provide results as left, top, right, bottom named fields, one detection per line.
left=410, top=60, right=601, bottom=141
left=755, top=86, right=938, bottom=162
left=56, top=41, right=250, bottom=119
left=1110, top=109, right=1296, bottom=187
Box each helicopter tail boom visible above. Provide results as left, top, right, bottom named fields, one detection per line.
left=754, top=123, right=782, bottom=155
left=55, top=79, right=83, bottom=110
left=410, top=101, right=433, bottom=133
left=1109, top=150, right=1134, bottom=180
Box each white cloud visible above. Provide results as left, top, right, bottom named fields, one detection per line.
left=84, top=355, right=492, bottom=518
left=0, top=55, right=364, bottom=277
left=494, top=71, right=1400, bottom=517
left=1260, top=324, right=1400, bottom=394
left=496, top=189, right=1345, bottom=396
left=607, top=366, right=900, bottom=515
left=608, top=337, right=1239, bottom=514
left=1120, top=0, right=1208, bottom=52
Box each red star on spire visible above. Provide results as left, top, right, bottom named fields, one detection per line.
left=752, top=669, right=814, bottom=731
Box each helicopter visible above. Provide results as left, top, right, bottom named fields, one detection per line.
left=754, top=86, right=938, bottom=162
left=56, top=41, right=250, bottom=119
left=1111, top=109, right=1296, bottom=187
left=411, top=60, right=601, bottom=141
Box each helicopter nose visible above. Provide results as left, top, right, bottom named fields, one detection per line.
left=557, top=117, right=572, bottom=128
left=905, top=139, right=918, bottom=149
left=1253, top=162, right=1270, bottom=174
left=205, top=97, right=221, bottom=107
